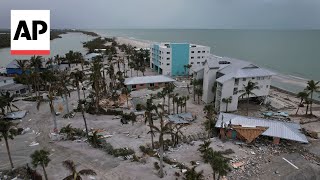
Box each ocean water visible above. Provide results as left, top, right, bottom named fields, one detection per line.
left=0, top=33, right=94, bottom=68
left=94, top=29, right=320, bottom=81
left=0, top=29, right=319, bottom=96
left=93, top=29, right=320, bottom=96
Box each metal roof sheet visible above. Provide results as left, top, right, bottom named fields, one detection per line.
left=216, top=113, right=308, bottom=143
left=124, top=75, right=175, bottom=85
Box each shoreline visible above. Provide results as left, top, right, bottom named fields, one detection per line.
left=108, top=35, right=316, bottom=97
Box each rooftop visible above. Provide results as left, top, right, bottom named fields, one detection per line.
left=215, top=113, right=308, bottom=143
left=0, top=76, right=14, bottom=81
left=155, top=42, right=208, bottom=49
left=0, top=83, right=28, bottom=91
left=84, top=53, right=102, bottom=60
left=124, top=75, right=175, bottom=85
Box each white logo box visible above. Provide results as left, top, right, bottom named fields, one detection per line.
left=11, top=10, right=50, bottom=55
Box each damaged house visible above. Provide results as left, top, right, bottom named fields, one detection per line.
left=215, top=113, right=308, bottom=144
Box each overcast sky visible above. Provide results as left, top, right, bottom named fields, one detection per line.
left=1, top=0, right=320, bottom=29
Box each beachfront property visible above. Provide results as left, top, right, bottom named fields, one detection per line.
left=150, top=42, right=210, bottom=76
left=124, top=75, right=175, bottom=91
left=0, top=76, right=29, bottom=96
left=84, top=53, right=102, bottom=62
left=193, top=55, right=275, bottom=112
left=216, top=113, right=308, bottom=144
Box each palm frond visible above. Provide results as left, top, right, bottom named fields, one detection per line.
left=78, top=169, right=97, bottom=176
left=62, top=160, right=76, bottom=173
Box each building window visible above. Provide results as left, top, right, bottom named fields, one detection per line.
left=202, top=56, right=204, bottom=58
left=198, top=51, right=200, bottom=53
left=243, top=78, right=246, bottom=81
left=191, top=57, right=194, bottom=59
left=257, top=77, right=261, bottom=80
left=266, top=85, right=269, bottom=88
left=197, top=62, right=200, bottom=64
left=202, top=51, right=205, bottom=53
left=167, top=52, right=170, bottom=54
left=132, top=85, right=136, bottom=89
left=167, top=63, right=170, bottom=66
left=167, top=57, right=170, bottom=60
left=191, top=51, right=194, bottom=53
left=191, top=62, right=194, bottom=64
left=252, top=77, right=255, bottom=80
left=150, top=83, right=154, bottom=87
left=234, top=78, right=239, bottom=86
left=233, top=88, right=238, bottom=95
left=197, top=56, right=200, bottom=59
left=3, top=80, right=6, bottom=83
left=140, top=84, right=144, bottom=86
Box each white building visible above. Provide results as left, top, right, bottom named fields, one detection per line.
left=194, top=55, right=275, bottom=112
left=0, top=76, right=29, bottom=96
left=150, top=43, right=210, bottom=77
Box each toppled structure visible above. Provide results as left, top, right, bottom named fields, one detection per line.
left=168, top=113, right=194, bottom=124
left=215, top=113, right=308, bottom=144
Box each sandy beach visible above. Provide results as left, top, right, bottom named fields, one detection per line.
left=113, top=36, right=316, bottom=98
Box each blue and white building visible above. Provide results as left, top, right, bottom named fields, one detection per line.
left=150, top=43, right=210, bottom=76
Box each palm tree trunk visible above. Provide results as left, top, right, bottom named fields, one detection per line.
left=81, top=104, right=89, bottom=137
left=185, top=100, right=187, bottom=112
left=168, top=96, right=170, bottom=114
left=226, top=103, right=228, bottom=113
left=176, top=103, right=179, bottom=114
left=310, top=92, right=313, bottom=114
left=306, top=103, right=309, bottom=115
left=50, top=101, right=58, bottom=132
left=76, top=85, right=81, bottom=102
left=64, top=94, right=70, bottom=114
left=247, top=94, right=250, bottom=116
left=296, top=99, right=303, bottom=115
left=42, top=164, right=48, bottom=180
left=193, top=85, right=196, bottom=101
left=4, top=138, right=14, bottom=169
left=197, top=94, right=200, bottom=104
left=159, top=136, right=164, bottom=178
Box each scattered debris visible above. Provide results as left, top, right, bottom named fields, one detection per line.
left=232, top=161, right=245, bottom=169
left=29, top=141, right=39, bottom=147
left=282, top=157, right=299, bottom=169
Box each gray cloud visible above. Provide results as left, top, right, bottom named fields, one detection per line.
left=0, top=0, right=320, bottom=29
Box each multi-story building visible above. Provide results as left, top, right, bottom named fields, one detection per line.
left=193, top=54, right=275, bottom=112
left=150, top=43, right=210, bottom=76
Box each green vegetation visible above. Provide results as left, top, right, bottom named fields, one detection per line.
left=30, top=149, right=51, bottom=180
left=0, top=120, right=18, bottom=169
left=0, top=29, right=98, bottom=49
left=62, top=160, right=97, bottom=180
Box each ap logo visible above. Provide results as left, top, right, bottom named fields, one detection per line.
left=11, top=10, right=50, bottom=55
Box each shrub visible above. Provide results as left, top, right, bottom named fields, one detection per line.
left=139, top=145, right=155, bottom=156
left=174, top=172, right=180, bottom=177
left=131, top=154, right=140, bottom=162
left=136, top=104, right=142, bottom=111
left=154, top=162, right=160, bottom=170
left=163, top=156, right=175, bottom=165
left=219, top=148, right=235, bottom=155
left=101, top=142, right=114, bottom=155
left=112, top=147, right=135, bottom=158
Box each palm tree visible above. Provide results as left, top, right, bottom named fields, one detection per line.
left=62, top=160, right=96, bottom=180
left=221, top=96, right=232, bottom=112
left=30, top=56, right=43, bottom=98
left=184, top=166, right=204, bottom=180
left=195, top=87, right=203, bottom=104
left=149, top=105, right=172, bottom=178
left=122, top=87, right=131, bottom=108
left=16, top=59, right=28, bottom=74
left=173, top=124, right=185, bottom=147
left=164, top=83, right=175, bottom=114
left=88, top=130, right=103, bottom=148
left=184, top=96, right=190, bottom=112
left=0, top=120, right=17, bottom=169
left=37, top=80, right=59, bottom=132
left=296, top=91, right=309, bottom=115
left=31, top=149, right=51, bottom=180
left=198, top=141, right=230, bottom=180
left=238, top=81, right=259, bottom=115
left=204, top=105, right=216, bottom=138
left=90, top=60, right=104, bottom=114
left=144, top=97, right=156, bottom=149
left=172, top=93, right=178, bottom=114
left=71, top=70, right=86, bottom=102
left=305, top=80, right=320, bottom=115
left=57, top=72, right=71, bottom=114
left=157, top=90, right=167, bottom=110
left=183, top=64, right=192, bottom=77
left=0, top=92, right=19, bottom=113
left=79, top=100, right=89, bottom=137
